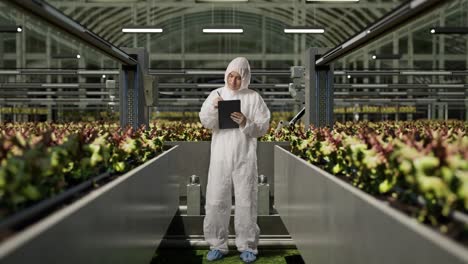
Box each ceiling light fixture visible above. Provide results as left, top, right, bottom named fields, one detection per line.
left=202, top=28, right=243, bottom=33
left=122, top=27, right=163, bottom=33
left=284, top=28, right=325, bottom=34
left=430, top=27, right=468, bottom=34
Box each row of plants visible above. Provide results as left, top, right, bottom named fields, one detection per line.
left=1, top=120, right=466, bottom=237
left=151, top=118, right=468, bottom=241
left=0, top=119, right=294, bottom=223
left=150, top=120, right=298, bottom=141
left=0, top=122, right=164, bottom=221
left=286, top=120, right=468, bottom=238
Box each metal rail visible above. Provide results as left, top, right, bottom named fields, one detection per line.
left=316, top=0, right=445, bottom=66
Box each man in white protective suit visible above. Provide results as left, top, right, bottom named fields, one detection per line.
left=199, top=57, right=271, bottom=263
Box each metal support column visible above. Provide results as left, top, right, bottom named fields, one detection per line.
left=45, top=28, right=52, bottom=122
left=119, top=48, right=150, bottom=129
left=187, top=175, right=201, bottom=216
left=304, top=48, right=334, bottom=128
left=257, top=174, right=270, bottom=216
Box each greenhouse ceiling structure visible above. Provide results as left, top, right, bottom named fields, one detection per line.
left=0, top=0, right=467, bottom=122
left=1, top=1, right=468, bottom=264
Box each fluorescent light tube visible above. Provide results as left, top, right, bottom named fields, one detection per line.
left=122, top=28, right=163, bottom=33
left=284, top=28, right=324, bottom=34
left=202, top=28, right=243, bottom=33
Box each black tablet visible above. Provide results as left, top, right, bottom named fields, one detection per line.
left=218, top=100, right=241, bottom=129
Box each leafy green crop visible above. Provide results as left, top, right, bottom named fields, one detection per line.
left=289, top=120, right=468, bottom=230
left=0, top=122, right=164, bottom=220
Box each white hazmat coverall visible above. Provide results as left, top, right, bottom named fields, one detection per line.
left=199, top=57, right=271, bottom=254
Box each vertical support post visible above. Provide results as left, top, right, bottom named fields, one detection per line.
left=393, top=32, right=399, bottom=121
left=430, top=103, right=437, bottom=120
left=187, top=175, right=201, bottom=216
left=57, top=47, right=63, bottom=123
left=78, top=47, right=86, bottom=116
left=46, top=28, right=52, bottom=122
left=261, top=16, right=266, bottom=85
left=437, top=103, right=448, bottom=120
left=15, top=14, right=25, bottom=123
left=119, top=48, right=149, bottom=130
left=408, top=29, right=414, bottom=121
left=257, top=175, right=269, bottom=216
left=304, top=48, right=334, bottom=128
left=363, top=47, right=369, bottom=121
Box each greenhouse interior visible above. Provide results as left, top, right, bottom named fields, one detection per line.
left=0, top=0, right=467, bottom=263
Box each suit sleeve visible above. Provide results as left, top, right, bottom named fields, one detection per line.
left=240, top=94, right=270, bottom=138
left=199, top=91, right=219, bottom=130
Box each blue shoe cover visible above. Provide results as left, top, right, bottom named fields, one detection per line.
left=207, top=249, right=225, bottom=261
left=240, top=251, right=257, bottom=263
